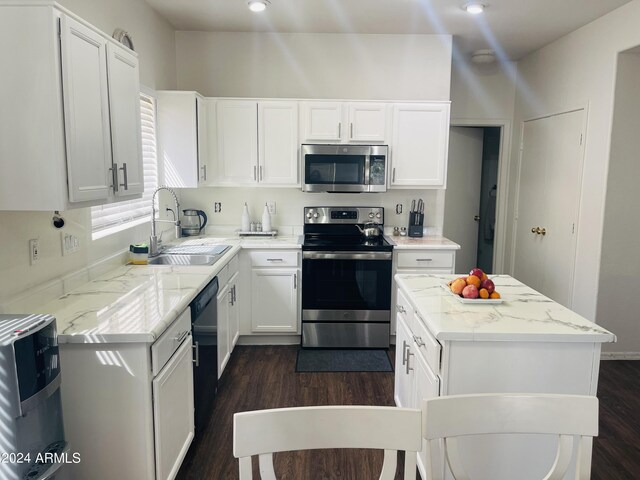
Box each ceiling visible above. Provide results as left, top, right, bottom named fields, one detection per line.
left=145, top=0, right=631, bottom=60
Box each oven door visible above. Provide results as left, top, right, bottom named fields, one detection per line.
left=302, top=251, right=392, bottom=321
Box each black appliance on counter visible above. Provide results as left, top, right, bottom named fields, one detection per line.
left=190, top=276, right=219, bottom=433
left=0, top=314, right=67, bottom=480
left=301, top=207, right=393, bottom=348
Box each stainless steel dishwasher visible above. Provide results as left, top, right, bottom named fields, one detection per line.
left=190, top=276, right=219, bottom=433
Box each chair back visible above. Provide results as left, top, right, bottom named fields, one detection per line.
left=233, top=405, right=422, bottom=480
left=421, top=393, right=599, bottom=480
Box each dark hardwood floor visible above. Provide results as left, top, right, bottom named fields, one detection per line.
left=177, top=346, right=639, bottom=480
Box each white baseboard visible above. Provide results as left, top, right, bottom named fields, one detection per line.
left=600, top=352, right=640, bottom=360
left=237, top=335, right=301, bottom=346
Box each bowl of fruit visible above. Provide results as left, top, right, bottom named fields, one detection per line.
left=444, top=268, right=503, bottom=304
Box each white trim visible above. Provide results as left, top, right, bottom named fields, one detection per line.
left=449, top=118, right=512, bottom=274
left=601, top=352, right=640, bottom=360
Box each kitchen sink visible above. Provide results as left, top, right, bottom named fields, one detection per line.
left=147, top=254, right=219, bottom=266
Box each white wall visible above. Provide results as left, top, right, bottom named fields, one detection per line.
left=596, top=50, right=640, bottom=354
left=505, top=0, right=640, bottom=352
left=0, top=0, right=176, bottom=310
left=176, top=32, right=452, bottom=100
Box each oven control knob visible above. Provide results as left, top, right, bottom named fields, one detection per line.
left=376, top=213, right=381, bottom=219
left=313, top=212, right=319, bottom=219
left=306, top=212, right=312, bottom=219
left=369, top=212, right=375, bottom=219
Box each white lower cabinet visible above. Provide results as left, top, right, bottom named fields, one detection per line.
left=58, top=308, right=194, bottom=480
left=216, top=254, right=240, bottom=378
left=393, top=315, right=415, bottom=408
left=152, top=338, right=195, bottom=480
left=229, top=272, right=240, bottom=348
left=251, top=269, right=299, bottom=332
left=217, top=282, right=231, bottom=378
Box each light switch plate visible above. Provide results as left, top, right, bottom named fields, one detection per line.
left=61, top=232, right=80, bottom=256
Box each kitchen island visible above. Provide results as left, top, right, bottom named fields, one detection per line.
left=394, top=274, right=615, bottom=480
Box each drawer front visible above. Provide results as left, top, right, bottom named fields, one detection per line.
left=227, top=254, right=239, bottom=276
left=249, top=250, right=299, bottom=267
left=407, top=307, right=441, bottom=374
left=152, top=308, right=192, bottom=377
left=396, top=250, right=454, bottom=269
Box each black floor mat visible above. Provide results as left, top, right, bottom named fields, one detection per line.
left=296, top=349, right=393, bottom=372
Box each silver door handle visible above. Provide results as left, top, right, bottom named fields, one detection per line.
left=228, top=289, right=234, bottom=305
left=416, top=258, right=433, bottom=262
left=338, top=122, right=341, bottom=138
left=406, top=349, right=414, bottom=374
left=192, top=341, right=200, bottom=367
left=110, top=163, right=119, bottom=192
left=259, top=165, right=263, bottom=181
left=294, top=273, right=297, bottom=289
left=402, top=340, right=409, bottom=366
left=119, top=163, right=128, bottom=190
left=474, top=215, right=480, bottom=221
left=254, top=165, right=257, bottom=181
left=174, top=330, right=189, bottom=343
left=413, top=335, right=425, bottom=347
left=350, top=122, right=353, bottom=138
left=396, top=304, right=406, bottom=314
left=267, top=258, right=284, bottom=262
left=232, top=285, right=236, bottom=304
left=392, top=168, right=396, bottom=182
left=201, top=164, right=207, bottom=181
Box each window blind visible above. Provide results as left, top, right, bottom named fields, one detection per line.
left=91, top=93, right=158, bottom=237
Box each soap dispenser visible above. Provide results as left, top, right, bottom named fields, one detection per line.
left=261, top=203, right=272, bottom=233
left=241, top=203, right=251, bottom=232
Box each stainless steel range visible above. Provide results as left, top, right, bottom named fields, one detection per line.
left=301, top=207, right=393, bottom=348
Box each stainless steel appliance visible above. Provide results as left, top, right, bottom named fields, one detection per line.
left=182, top=209, right=208, bottom=236
left=301, top=207, right=393, bottom=348
left=302, top=144, right=388, bottom=193
left=0, top=314, right=67, bottom=480
left=191, top=277, right=219, bottom=433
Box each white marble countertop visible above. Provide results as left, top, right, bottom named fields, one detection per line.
left=35, top=235, right=302, bottom=345
left=396, top=274, right=616, bottom=343
left=385, top=235, right=460, bottom=250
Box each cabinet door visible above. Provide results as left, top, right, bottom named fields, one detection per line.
left=390, top=103, right=450, bottom=188
left=394, top=315, right=414, bottom=408
left=229, top=273, right=240, bottom=348
left=347, top=103, right=387, bottom=142
left=196, top=95, right=209, bottom=184
left=216, top=284, right=231, bottom=378
left=152, top=338, right=195, bottom=480
left=106, top=43, right=144, bottom=197
left=301, top=101, right=344, bottom=141
left=258, top=101, right=299, bottom=185
left=414, top=351, right=442, bottom=479
left=251, top=268, right=298, bottom=333
left=216, top=100, right=258, bottom=184
left=60, top=15, right=112, bottom=202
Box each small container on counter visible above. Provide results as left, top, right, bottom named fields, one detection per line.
left=129, top=243, right=149, bottom=265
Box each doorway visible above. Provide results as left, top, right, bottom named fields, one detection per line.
left=444, top=126, right=501, bottom=274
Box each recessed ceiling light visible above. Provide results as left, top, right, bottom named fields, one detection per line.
left=470, top=49, right=496, bottom=64
left=464, top=3, right=485, bottom=14
left=248, top=0, right=269, bottom=12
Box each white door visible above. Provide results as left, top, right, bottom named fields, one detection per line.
left=258, top=101, right=299, bottom=185
left=216, top=100, right=258, bottom=184
left=229, top=273, right=240, bottom=348
left=443, top=127, right=484, bottom=274
left=196, top=95, right=209, bottom=184
left=60, top=15, right=112, bottom=203
left=251, top=269, right=298, bottom=333
left=514, top=109, right=584, bottom=307
left=347, top=103, right=388, bottom=142
left=390, top=103, right=450, bottom=188
left=152, top=338, right=194, bottom=480
left=216, top=284, right=231, bottom=378
left=106, top=43, right=144, bottom=197
left=393, top=316, right=414, bottom=408
left=301, top=102, right=343, bottom=141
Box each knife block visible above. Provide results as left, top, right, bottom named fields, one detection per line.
left=408, top=213, right=424, bottom=237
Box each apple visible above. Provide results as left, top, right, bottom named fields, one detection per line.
left=480, top=278, right=495, bottom=294
left=462, top=285, right=479, bottom=299
left=470, top=268, right=484, bottom=279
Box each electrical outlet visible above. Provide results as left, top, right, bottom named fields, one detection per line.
left=29, top=238, right=39, bottom=265
left=266, top=201, right=276, bottom=214
left=214, top=202, right=222, bottom=213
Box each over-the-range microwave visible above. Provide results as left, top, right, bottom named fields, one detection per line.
left=301, top=144, right=388, bottom=193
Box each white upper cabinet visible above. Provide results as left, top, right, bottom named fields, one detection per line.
left=0, top=4, right=143, bottom=211
left=390, top=102, right=450, bottom=188
left=214, top=99, right=298, bottom=187
left=157, top=91, right=209, bottom=188
left=301, top=101, right=388, bottom=143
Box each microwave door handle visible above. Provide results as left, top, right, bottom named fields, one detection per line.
left=364, top=155, right=371, bottom=186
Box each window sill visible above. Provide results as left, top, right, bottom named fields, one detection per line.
left=92, top=216, right=150, bottom=241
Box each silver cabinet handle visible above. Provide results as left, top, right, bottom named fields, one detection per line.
left=413, top=335, right=425, bottom=347
left=267, top=258, right=284, bottom=262
left=110, top=164, right=119, bottom=192
left=201, top=164, right=207, bottom=181
left=294, top=273, right=297, bottom=289
left=416, top=258, right=433, bottom=262
left=119, top=162, right=128, bottom=190
left=259, top=165, right=263, bottom=181
left=232, top=285, right=236, bottom=304
left=350, top=122, right=353, bottom=139
left=396, top=304, right=406, bottom=314
left=253, top=165, right=257, bottom=181
left=228, top=289, right=234, bottom=305
left=406, top=348, right=414, bottom=374
left=338, top=122, right=342, bottom=138
left=174, top=330, right=189, bottom=343
left=192, top=341, right=200, bottom=367
left=392, top=167, right=396, bottom=182
left=402, top=340, right=409, bottom=366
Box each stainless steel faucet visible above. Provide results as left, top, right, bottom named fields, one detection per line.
left=150, top=186, right=181, bottom=256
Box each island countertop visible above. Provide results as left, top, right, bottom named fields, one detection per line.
left=395, top=274, right=616, bottom=343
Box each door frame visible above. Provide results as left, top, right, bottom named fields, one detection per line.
left=511, top=104, right=589, bottom=307
left=449, top=118, right=512, bottom=273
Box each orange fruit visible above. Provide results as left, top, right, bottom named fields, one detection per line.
left=481, top=273, right=488, bottom=282
left=479, top=288, right=489, bottom=299
left=490, top=291, right=501, bottom=299
left=466, top=275, right=481, bottom=288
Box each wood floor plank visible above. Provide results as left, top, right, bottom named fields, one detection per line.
left=177, top=347, right=638, bottom=480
